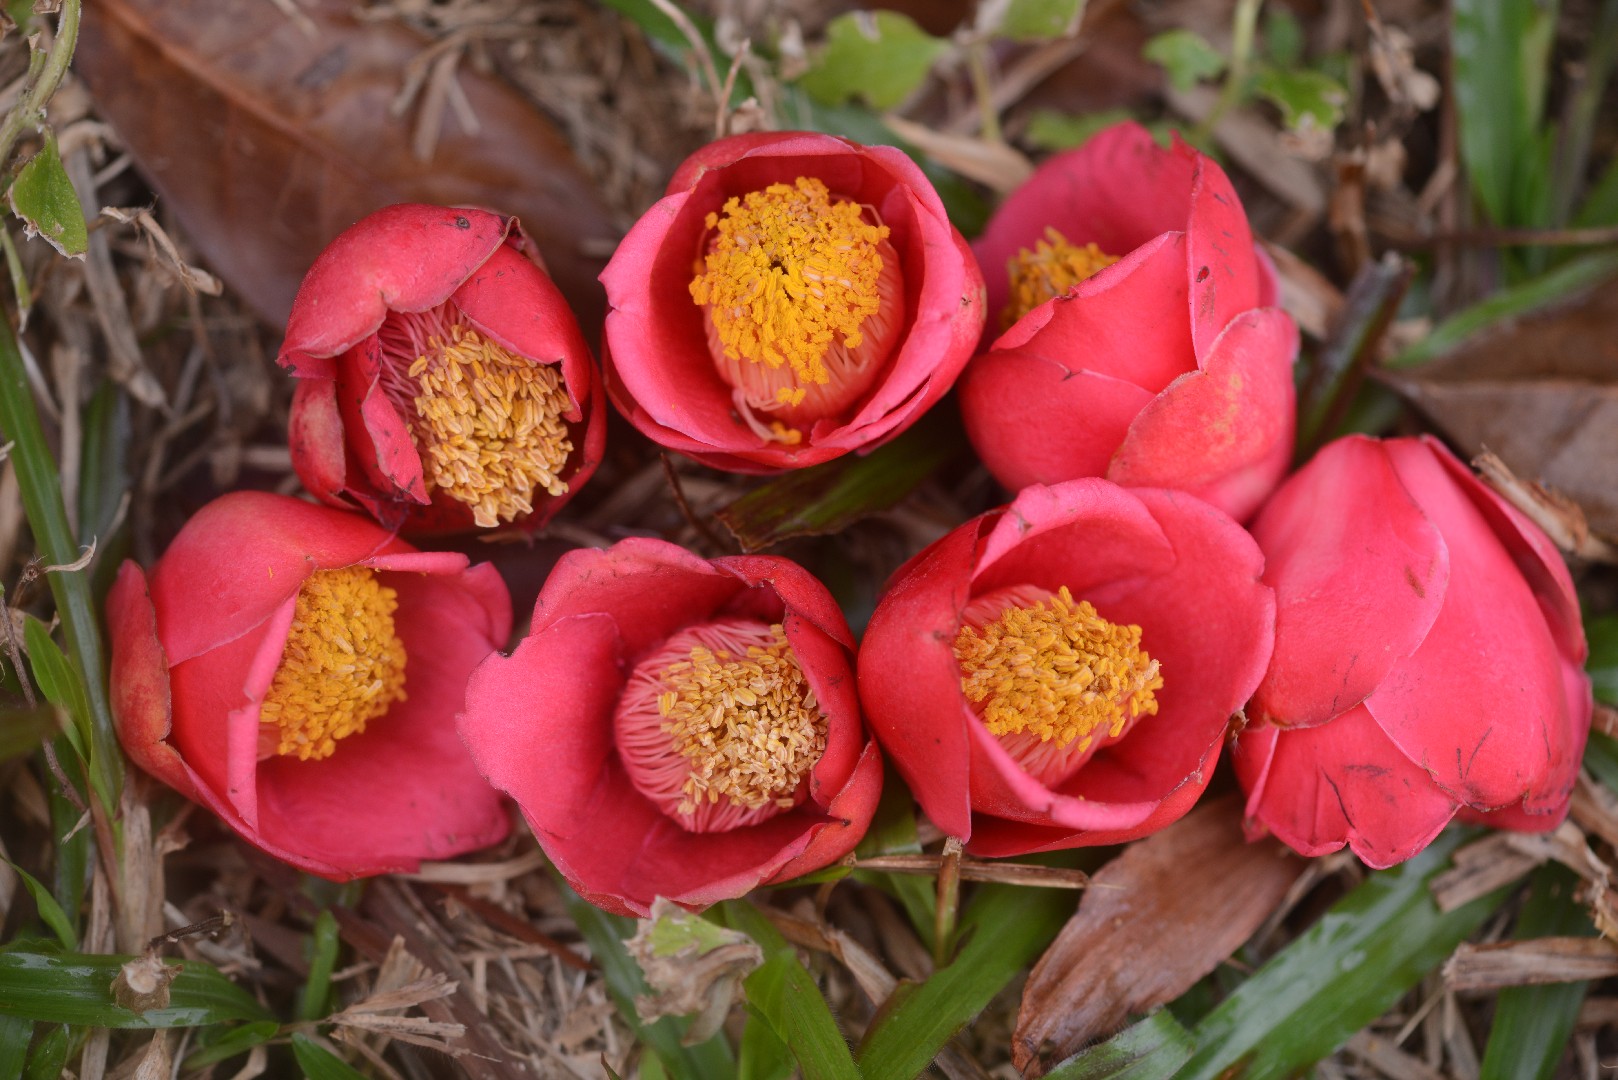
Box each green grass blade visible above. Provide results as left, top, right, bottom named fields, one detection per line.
left=23, top=615, right=90, bottom=759
left=1587, top=614, right=1618, bottom=706
left=21, top=1023, right=68, bottom=1080
left=297, top=910, right=339, bottom=1021
left=721, top=901, right=860, bottom=1080
left=4, top=859, right=76, bottom=950
left=290, top=1033, right=368, bottom=1079
left=1478, top=863, right=1594, bottom=1080
left=0, top=952, right=272, bottom=1028
left=1175, top=828, right=1510, bottom=1080
left=1042, top=1010, right=1195, bottom=1080
left=180, top=1021, right=281, bottom=1070
left=0, top=1014, right=31, bottom=1077
left=856, top=883, right=1073, bottom=1080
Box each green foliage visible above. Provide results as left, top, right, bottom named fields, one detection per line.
left=4, top=860, right=77, bottom=950
left=1143, top=30, right=1226, bottom=92
left=1252, top=66, right=1347, bottom=131
left=1261, top=8, right=1304, bottom=68
left=799, top=11, right=948, bottom=110
left=1022, top=109, right=1137, bottom=152
left=180, top=1021, right=282, bottom=1070
left=290, top=1034, right=369, bottom=1079
left=1587, top=613, right=1618, bottom=706
left=296, top=910, right=340, bottom=1021
left=0, top=952, right=272, bottom=1028
left=995, top=0, right=1086, bottom=41
left=0, top=1015, right=29, bottom=1079
left=8, top=132, right=87, bottom=258
left=23, top=616, right=90, bottom=760
left=1043, top=1010, right=1195, bottom=1079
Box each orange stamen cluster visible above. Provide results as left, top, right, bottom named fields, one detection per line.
left=1003, top=227, right=1119, bottom=327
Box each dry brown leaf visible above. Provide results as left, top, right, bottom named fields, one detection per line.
left=1387, top=281, right=1618, bottom=539
left=1012, top=793, right=1304, bottom=1073
left=1445, top=937, right=1618, bottom=991
left=76, top=0, right=616, bottom=332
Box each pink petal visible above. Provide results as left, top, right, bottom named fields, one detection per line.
left=1249, top=436, right=1449, bottom=729
left=107, top=562, right=194, bottom=801
left=287, top=377, right=352, bottom=509
left=1184, top=146, right=1263, bottom=361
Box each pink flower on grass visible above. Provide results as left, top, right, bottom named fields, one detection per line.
left=1234, top=436, right=1592, bottom=867
left=457, top=538, right=883, bottom=915
left=601, top=132, right=985, bottom=472
left=960, top=122, right=1296, bottom=521
left=108, top=492, right=512, bottom=879
left=859, top=479, right=1275, bottom=855
left=279, top=204, right=604, bottom=535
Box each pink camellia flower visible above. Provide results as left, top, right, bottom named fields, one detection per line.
left=859, top=479, right=1274, bottom=855
left=279, top=204, right=604, bottom=535
left=107, top=492, right=512, bottom=879
left=959, top=122, right=1296, bottom=521
left=457, top=538, right=883, bottom=915
left=1234, top=436, right=1592, bottom=867
left=600, top=132, right=986, bottom=472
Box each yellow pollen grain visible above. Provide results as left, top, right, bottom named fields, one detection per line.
left=258, top=566, right=408, bottom=761
left=1003, top=227, right=1120, bottom=328
left=409, top=325, right=574, bottom=528
left=954, top=586, right=1161, bottom=752
left=657, top=624, right=826, bottom=815
left=689, top=176, right=889, bottom=389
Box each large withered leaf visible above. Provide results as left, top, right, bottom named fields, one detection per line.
left=1388, top=279, right=1618, bottom=539
left=77, top=0, right=616, bottom=332
left=1013, top=793, right=1304, bottom=1074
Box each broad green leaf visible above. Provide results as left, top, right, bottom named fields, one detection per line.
left=1142, top=30, right=1226, bottom=92
left=0, top=952, right=272, bottom=1028
left=1574, top=152, right=1618, bottom=228
left=1023, top=109, right=1135, bottom=152
left=181, top=1021, right=282, bottom=1070
left=722, top=903, right=860, bottom=1080
left=1252, top=66, right=1347, bottom=131
left=22, top=1023, right=68, bottom=1080
left=856, top=884, right=1072, bottom=1079
left=8, top=132, right=87, bottom=259
left=1174, top=829, right=1511, bottom=1080
left=1587, top=614, right=1618, bottom=706
left=737, top=1010, right=796, bottom=1080
left=290, top=1034, right=368, bottom=1079
left=997, top=0, right=1086, bottom=40
left=799, top=11, right=949, bottom=110
left=5, top=861, right=76, bottom=950
left=23, top=617, right=90, bottom=759
left=1262, top=8, right=1304, bottom=68
left=0, top=1015, right=31, bottom=1079
left=297, top=909, right=339, bottom=1021
left=557, top=878, right=737, bottom=1080
left=1479, top=863, right=1593, bottom=1080
left=1043, top=1010, right=1195, bottom=1079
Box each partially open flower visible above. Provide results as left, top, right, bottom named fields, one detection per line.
left=859, top=479, right=1274, bottom=855
left=107, top=492, right=512, bottom=879
left=279, top=204, right=604, bottom=534
left=601, top=132, right=986, bottom=472
left=457, top=538, right=883, bottom=915
left=959, top=123, right=1295, bottom=521
left=1233, top=436, right=1592, bottom=867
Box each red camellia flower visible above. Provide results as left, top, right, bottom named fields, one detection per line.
left=600, top=132, right=986, bottom=472
left=859, top=479, right=1274, bottom=855
left=1233, top=436, right=1592, bottom=867
left=959, top=122, right=1296, bottom=521
left=457, top=538, right=883, bottom=914
left=107, top=492, right=512, bottom=879
left=279, top=204, right=604, bottom=534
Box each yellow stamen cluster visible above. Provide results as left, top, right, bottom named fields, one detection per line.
left=259, top=567, right=408, bottom=761
left=409, top=325, right=574, bottom=528
left=689, top=177, right=889, bottom=399
left=1003, top=227, right=1120, bottom=327
left=657, top=625, right=826, bottom=814
left=954, top=586, right=1161, bottom=752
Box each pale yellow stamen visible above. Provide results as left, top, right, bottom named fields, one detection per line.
left=1003, top=227, right=1120, bottom=328
left=408, top=325, right=574, bottom=528
left=259, top=567, right=407, bottom=761
left=954, top=586, right=1161, bottom=753
left=657, top=624, right=826, bottom=815
left=689, top=176, right=890, bottom=390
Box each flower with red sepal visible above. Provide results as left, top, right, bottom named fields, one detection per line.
left=858, top=478, right=1274, bottom=855
left=1233, top=435, right=1592, bottom=867
left=107, top=492, right=513, bottom=879
left=959, top=122, right=1296, bottom=521
left=279, top=203, right=604, bottom=534
left=457, top=538, right=883, bottom=915
left=600, top=132, right=986, bottom=472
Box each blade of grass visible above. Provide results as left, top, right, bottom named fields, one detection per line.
left=296, top=910, right=339, bottom=1021
left=1174, top=828, right=1511, bottom=1080
left=0, top=952, right=272, bottom=1028
left=1041, top=1010, right=1195, bottom=1080
left=45, top=744, right=88, bottom=933
left=290, top=1034, right=367, bottom=1079
left=4, top=859, right=76, bottom=949
left=180, top=1021, right=281, bottom=1071
left=1478, top=862, right=1593, bottom=1080
left=0, top=1014, right=31, bottom=1078
left=21, top=1023, right=68, bottom=1080
left=855, top=883, right=1072, bottom=1080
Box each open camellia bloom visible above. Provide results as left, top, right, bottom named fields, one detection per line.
left=457, top=539, right=883, bottom=915
left=859, top=479, right=1274, bottom=855
left=107, top=492, right=512, bottom=879
left=1233, top=436, right=1592, bottom=867
left=600, top=132, right=986, bottom=472
left=279, top=204, right=604, bottom=534
left=959, top=122, right=1297, bottom=521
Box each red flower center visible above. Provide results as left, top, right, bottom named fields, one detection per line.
left=377, top=305, right=575, bottom=527
left=257, top=566, right=408, bottom=761
left=689, top=177, right=904, bottom=444
left=614, top=617, right=827, bottom=833
left=1002, top=227, right=1119, bottom=328
left=955, top=584, right=1161, bottom=787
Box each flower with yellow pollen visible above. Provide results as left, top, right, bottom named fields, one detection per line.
left=280, top=204, right=603, bottom=535
left=601, top=132, right=986, bottom=473
left=1001, top=227, right=1119, bottom=328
